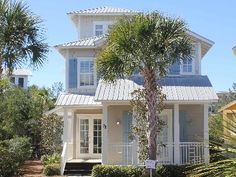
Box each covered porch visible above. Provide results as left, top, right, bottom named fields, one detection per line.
left=102, top=103, right=209, bottom=166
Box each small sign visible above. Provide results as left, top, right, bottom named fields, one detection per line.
left=145, top=160, right=156, bottom=169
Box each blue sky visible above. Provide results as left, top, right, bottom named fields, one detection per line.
left=26, top=0, right=236, bottom=92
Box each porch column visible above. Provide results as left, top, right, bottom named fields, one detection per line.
left=174, top=104, right=180, bottom=164
left=63, top=108, right=68, bottom=143
left=132, top=111, right=138, bottom=165
left=102, top=104, right=108, bottom=164
left=204, top=103, right=209, bottom=164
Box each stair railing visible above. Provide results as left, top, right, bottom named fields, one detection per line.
left=61, top=142, right=68, bottom=175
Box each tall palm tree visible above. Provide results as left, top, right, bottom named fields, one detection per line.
left=0, top=0, right=48, bottom=76
left=97, top=12, right=192, bottom=160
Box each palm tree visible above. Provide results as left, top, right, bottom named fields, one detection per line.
left=190, top=112, right=236, bottom=177
left=97, top=12, right=192, bottom=160
left=0, top=0, right=48, bottom=76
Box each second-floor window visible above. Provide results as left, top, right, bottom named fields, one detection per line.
left=95, top=25, right=103, bottom=36
left=80, top=60, right=94, bottom=86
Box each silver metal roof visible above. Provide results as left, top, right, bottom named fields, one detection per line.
left=2, top=69, right=32, bottom=76
left=94, top=76, right=218, bottom=102
left=56, top=93, right=101, bottom=106
left=68, top=6, right=137, bottom=15
left=54, top=35, right=105, bottom=49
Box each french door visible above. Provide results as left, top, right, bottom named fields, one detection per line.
left=76, top=114, right=102, bottom=159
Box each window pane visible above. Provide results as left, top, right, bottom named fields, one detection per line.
left=182, top=58, right=193, bottom=73
left=80, top=119, right=89, bottom=153
left=93, top=119, right=102, bottom=154
left=168, top=62, right=180, bottom=75
left=95, top=25, right=103, bottom=36
left=18, top=78, right=24, bottom=87
left=95, top=25, right=103, bottom=30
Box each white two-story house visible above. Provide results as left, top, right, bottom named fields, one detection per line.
left=54, top=7, right=218, bottom=175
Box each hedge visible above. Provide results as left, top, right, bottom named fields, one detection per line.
left=43, top=163, right=60, bottom=176
left=92, top=164, right=191, bottom=177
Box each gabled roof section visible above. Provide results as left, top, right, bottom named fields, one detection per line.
left=94, top=76, right=218, bottom=102
left=67, top=6, right=138, bottom=16
left=218, top=100, right=236, bottom=112
left=54, top=35, right=105, bottom=50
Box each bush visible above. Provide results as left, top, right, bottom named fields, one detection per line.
left=92, top=165, right=143, bottom=177
left=41, top=153, right=61, bottom=166
left=43, top=163, right=60, bottom=176
left=92, top=165, right=191, bottom=177
left=0, top=137, right=32, bottom=177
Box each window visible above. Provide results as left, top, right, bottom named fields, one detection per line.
left=10, top=77, right=15, bottom=84
left=182, top=58, right=193, bottom=73
left=95, top=25, right=103, bottom=36
left=168, top=62, right=180, bottom=75
left=80, top=60, right=94, bottom=86
left=18, top=78, right=24, bottom=87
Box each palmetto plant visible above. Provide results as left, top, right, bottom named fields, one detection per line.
left=190, top=112, right=236, bottom=177
left=0, top=0, right=48, bottom=76
left=97, top=12, right=192, bottom=160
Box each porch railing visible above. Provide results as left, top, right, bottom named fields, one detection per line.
left=60, top=142, right=73, bottom=175
left=107, top=143, right=134, bottom=165
left=179, top=142, right=204, bottom=165
left=107, top=142, right=205, bottom=166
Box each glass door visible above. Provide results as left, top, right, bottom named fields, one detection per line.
left=77, top=115, right=102, bottom=159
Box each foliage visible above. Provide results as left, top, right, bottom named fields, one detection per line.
left=43, top=163, right=60, bottom=176
left=212, top=83, right=236, bottom=113
left=0, top=83, right=60, bottom=159
left=41, top=153, right=61, bottom=166
left=97, top=12, right=192, bottom=160
left=91, top=165, right=144, bottom=177
left=0, top=0, right=48, bottom=75
left=40, top=114, right=63, bottom=155
left=0, top=137, right=32, bottom=177
left=190, top=112, right=236, bottom=176
left=92, top=165, right=191, bottom=177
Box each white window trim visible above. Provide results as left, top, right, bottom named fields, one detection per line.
left=180, top=57, right=195, bottom=75
left=78, top=57, right=97, bottom=89
left=93, top=21, right=113, bottom=36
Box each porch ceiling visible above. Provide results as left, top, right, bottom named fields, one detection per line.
left=94, top=76, right=218, bottom=102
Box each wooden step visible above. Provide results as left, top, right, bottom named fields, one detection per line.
left=64, top=162, right=101, bottom=175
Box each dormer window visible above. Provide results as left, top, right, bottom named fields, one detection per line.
left=94, top=21, right=113, bottom=36
left=168, top=62, right=180, bottom=75
left=95, top=25, right=103, bottom=36
left=182, top=58, right=193, bottom=73
left=18, top=78, right=24, bottom=87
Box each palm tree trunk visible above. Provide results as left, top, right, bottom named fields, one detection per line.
left=143, top=68, right=158, bottom=160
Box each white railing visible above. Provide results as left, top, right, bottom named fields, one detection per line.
left=61, top=142, right=68, bottom=175
left=108, top=143, right=133, bottom=165
left=157, top=143, right=174, bottom=164
left=106, top=142, right=205, bottom=166
left=179, top=142, right=204, bottom=165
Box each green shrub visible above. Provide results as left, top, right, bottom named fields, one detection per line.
left=91, top=164, right=191, bottom=177
left=156, top=165, right=190, bottom=177
left=0, top=137, right=32, bottom=177
left=92, top=165, right=143, bottom=177
left=43, top=163, right=60, bottom=176
left=41, top=153, right=60, bottom=166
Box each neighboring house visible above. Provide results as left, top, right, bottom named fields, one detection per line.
left=3, top=69, right=32, bottom=89
left=218, top=100, right=236, bottom=142
left=54, top=6, right=218, bottom=175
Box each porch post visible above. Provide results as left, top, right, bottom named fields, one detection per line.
left=102, top=104, right=108, bottom=164
left=204, top=103, right=209, bottom=164
left=174, top=104, right=180, bottom=164
left=63, top=108, right=68, bottom=143
left=132, top=110, right=138, bottom=165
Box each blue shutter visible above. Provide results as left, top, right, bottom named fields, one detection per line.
left=122, top=111, right=132, bottom=143
left=68, top=59, right=77, bottom=88
left=180, top=111, right=188, bottom=142
left=168, top=62, right=180, bottom=75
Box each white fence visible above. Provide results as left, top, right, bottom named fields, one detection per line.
left=107, top=142, right=205, bottom=166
